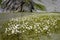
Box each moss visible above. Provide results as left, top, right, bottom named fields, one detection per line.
left=0, top=13, right=60, bottom=40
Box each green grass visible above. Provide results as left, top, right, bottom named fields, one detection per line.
left=0, top=12, right=60, bottom=40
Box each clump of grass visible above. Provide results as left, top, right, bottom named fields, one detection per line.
left=1, top=14, right=60, bottom=40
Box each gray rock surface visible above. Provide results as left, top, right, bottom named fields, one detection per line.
left=33, top=0, right=60, bottom=12
left=0, top=0, right=60, bottom=12
left=1, top=0, right=34, bottom=12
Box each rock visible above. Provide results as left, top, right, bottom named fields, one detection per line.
left=1, top=0, right=34, bottom=12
